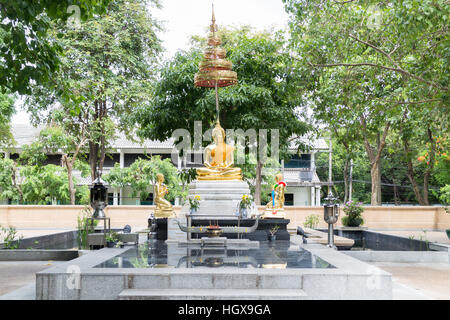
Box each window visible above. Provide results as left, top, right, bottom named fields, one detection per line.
left=107, top=193, right=114, bottom=205
left=285, top=154, right=311, bottom=169
left=285, top=193, right=294, bottom=206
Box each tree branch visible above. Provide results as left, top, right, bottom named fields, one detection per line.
left=309, top=62, right=448, bottom=91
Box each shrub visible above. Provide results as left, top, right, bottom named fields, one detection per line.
left=341, top=200, right=364, bottom=227
left=77, top=206, right=98, bottom=249
left=0, top=225, right=23, bottom=249
left=304, top=214, right=320, bottom=229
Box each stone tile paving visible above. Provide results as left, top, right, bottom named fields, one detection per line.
left=0, top=261, right=62, bottom=296
left=372, top=262, right=450, bottom=300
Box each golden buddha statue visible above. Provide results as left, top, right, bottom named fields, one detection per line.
left=154, top=173, right=175, bottom=218
left=196, top=121, right=242, bottom=180
left=262, top=173, right=287, bottom=219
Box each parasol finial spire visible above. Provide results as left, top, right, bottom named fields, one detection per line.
left=210, top=4, right=217, bottom=34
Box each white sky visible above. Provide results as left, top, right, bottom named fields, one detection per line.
left=12, top=0, right=289, bottom=124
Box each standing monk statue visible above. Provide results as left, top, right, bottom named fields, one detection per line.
left=154, top=173, right=175, bottom=218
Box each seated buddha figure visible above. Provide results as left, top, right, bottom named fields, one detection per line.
left=196, top=121, right=242, bottom=180
left=154, top=173, right=175, bottom=218
left=263, top=173, right=286, bottom=219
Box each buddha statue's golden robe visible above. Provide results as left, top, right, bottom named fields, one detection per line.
left=154, top=173, right=175, bottom=218
left=196, top=121, right=242, bottom=180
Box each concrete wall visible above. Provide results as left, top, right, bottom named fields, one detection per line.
left=0, top=205, right=448, bottom=230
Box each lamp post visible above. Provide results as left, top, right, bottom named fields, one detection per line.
left=323, top=191, right=340, bottom=249
left=90, top=176, right=108, bottom=218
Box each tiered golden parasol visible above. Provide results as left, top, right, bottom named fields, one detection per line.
left=194, top=5, right=237, bottom=121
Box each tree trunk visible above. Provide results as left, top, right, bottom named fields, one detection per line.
left=89, top=100, right=107, bottom=180
left=62, top=154, right=76, bottom=205
left=89, top=141, right=99, bottom=181
left=422, top=128, right=436, bottom=206
left=370, top=159, right=382, bottom=206
left=360, top=117, right=390, bottom=206
left=11, top=162, right=23, bottom=202
left=343, top=156, right=349, bottom=203
left=403, top=138, right=427, bottom=205
left=254, top=161, right=263, bottom=205
left=393, top=182, right=399, bottom=205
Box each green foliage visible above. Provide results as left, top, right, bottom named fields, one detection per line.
left=236, top=154, right=280, bottom=203
left=239, top=194, right=252, bottom=210
left=130, top=243, right=150, bottom=268
left=188, top=195, right=201, bottom=211
left=19, top=165, right=71, bottom=204
left=284, top=0, right=449, bottom=205
left=104, top=156, right=183, bottom=202
left=76, top=207, right=97, bottom=249
left=105, top=231, right=119, bottom=243
left=269, top=225, right=280, bottom=236
left=0, top=158, right=22, bottom=202
left=24, top=0, right=163, bottom=178
left=0, top=225, right=23, bottom=249
left=0, top=89, right=15, bottom=147
left=304, top=215, right=320, bottom=229
left=76, top=185, right=90, bottom=205
left=0, top=155, right=89, bottom=205
left=341, top=201, right=365, bottom=227
left=135, top=27, right=311, bottom=161
left=0, top=0, right=111, bottom=94
left=435, top=185, right=450, bottom=205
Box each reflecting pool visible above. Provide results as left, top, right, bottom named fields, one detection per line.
left=95, top=240, right=335, bottom=269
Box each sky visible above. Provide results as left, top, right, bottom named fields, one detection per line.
left=12, top=0, right=289, bottom=124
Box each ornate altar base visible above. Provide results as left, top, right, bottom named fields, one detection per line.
left=157, top=218, right=290, bottom=242
left=180, top=180, right=254, bottom=218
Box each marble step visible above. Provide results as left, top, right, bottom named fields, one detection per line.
left=118, top=288, right=308, bottom=300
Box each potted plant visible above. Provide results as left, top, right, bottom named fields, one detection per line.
left=341, top=200, right=364, bottom=227
left=239, top=194, right=252, bottom=218
left=105, top=231, right=119, bottom=248
left=188, top=195, right=201, bottom=214
left=268, top=225, right=279, bottom=241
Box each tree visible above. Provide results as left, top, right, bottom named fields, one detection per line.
left=0, top=0, right=111, bottom=94
left=396, top=103, right=447, bottom=205
left=235, top=153, right=279, bottom=204
left=0, top=146, right=89, bottom=205
left=24, top=0, right=163, bottom=180
left=0, top=157, right=23, bottom=202
left=38, top=125, right=90, bottom=205
left=135, top=27, right=311, bottom=204
left=283, top=0, right=449, bottom=103
left=283, top=0, right=449, bottom=205
left=104, top=156, right=183, bottom=203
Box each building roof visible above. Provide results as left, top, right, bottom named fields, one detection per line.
left=7, top=124, right=329, bottom=152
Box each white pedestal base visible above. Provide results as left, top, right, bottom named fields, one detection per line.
left=180, top=180, right=256, bottom=218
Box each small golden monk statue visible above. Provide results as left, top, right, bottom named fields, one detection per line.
left=262, top=173, right=287, bottom=219
left=154, top=173, right=175, bottom=218
left=196, top=121, right=242, bottom=180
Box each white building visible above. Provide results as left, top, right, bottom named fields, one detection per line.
left=2, top=124, right=331, bottom=206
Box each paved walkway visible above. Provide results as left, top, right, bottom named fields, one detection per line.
left=372, top=262, right=450, bottom=300
left=0, top=261, right=62, bottom=296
